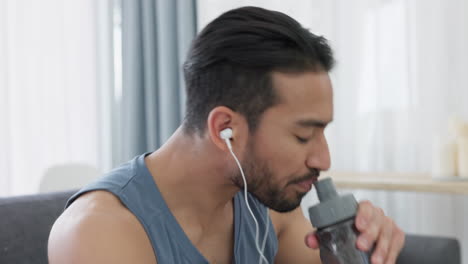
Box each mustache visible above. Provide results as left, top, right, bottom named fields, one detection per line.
left=287, top=168, right=320, bottom=185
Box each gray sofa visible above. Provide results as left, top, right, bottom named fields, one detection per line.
left=0, top=190, right=77, bottom=264
left=0, top=190, right=462, bottom=264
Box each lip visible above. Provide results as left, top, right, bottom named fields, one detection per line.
left=295, top=178, right=318, bottom=192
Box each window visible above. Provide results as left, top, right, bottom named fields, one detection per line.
left=0, top=0, right=112, bottom=196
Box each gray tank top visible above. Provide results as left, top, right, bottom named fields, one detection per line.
left=67, top=153, right=278, bottom=263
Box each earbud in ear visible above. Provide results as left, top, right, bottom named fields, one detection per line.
left=220, top=128, right=233, bottom=150
left=220, top=128, right=233, bottom=140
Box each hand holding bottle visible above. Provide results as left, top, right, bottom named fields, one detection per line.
left=306, top=179, right=405, bottom=264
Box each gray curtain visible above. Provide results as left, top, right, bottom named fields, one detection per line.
left=115, top=0, right=197, bottom=165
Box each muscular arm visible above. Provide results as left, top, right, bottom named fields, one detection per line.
left=48, top=191, right=157, bottom=264
left=271, top=207, right=321, bottom=264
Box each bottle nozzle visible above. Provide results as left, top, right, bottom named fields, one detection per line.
left=309, top=178, right=358, bottom=229
left=314, top=177, right=338, bottom=202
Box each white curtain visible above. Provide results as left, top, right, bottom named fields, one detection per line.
left=325, top=0, right=468, bottom=173
left=197, top=0, right=468, bottom=173
left=198, top=0, right=468, bottom=262
left=0, top=0, right=103, bottom=196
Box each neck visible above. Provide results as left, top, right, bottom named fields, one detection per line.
left=145, top=127, right=240, bottom=226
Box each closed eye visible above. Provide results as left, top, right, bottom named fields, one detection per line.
left=295, top=136, right=310, bottom=144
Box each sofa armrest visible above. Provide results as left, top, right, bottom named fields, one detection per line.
left=0, top=190, right=77, bottom=264
left=397, top=234, right=461, bottom=264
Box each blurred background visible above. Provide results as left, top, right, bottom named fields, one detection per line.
left=1, top=0, right=467, bottom=261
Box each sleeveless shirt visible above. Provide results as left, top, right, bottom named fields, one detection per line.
left=66, top=153, right=278, bottom=263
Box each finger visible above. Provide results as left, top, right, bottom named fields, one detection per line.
left=384, top=227, right=405, bottom=264
left=370, top=217, right=394, bottom=264
left=304, top=232, right=319, bottom=249
left=356, top=200, right=374, bottom=231
left=357, top=207, right=385, bottom=251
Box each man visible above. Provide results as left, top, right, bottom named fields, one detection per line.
left=49, top=6, right=404, bottom=264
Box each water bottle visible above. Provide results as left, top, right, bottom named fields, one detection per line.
left=308, top=178, right=373, bottom=264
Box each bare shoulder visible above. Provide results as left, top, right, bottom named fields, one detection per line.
left=269, top=206, right=311, bottom=237
left=48, top=191, right=157, bottom=264
left=269, top=207, right=321, bottom=264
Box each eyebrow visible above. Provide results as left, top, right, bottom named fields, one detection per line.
left=295, top=119, right=333, bottom=128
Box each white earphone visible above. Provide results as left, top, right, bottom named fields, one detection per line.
left=220, top=128, right=270, bottom=264
left=220, top=128, right=233, bottom=139
left=220, top=128, right=233, bottom=150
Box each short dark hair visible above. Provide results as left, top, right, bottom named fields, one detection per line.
left=182, top=6, right=334, bottom=134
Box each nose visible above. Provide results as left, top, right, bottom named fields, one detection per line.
left=305, top=131, right=331, bottom=172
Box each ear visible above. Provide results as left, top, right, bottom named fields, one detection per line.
left=206, top=106, right=248, bottom=152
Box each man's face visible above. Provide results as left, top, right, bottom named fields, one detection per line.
left=232, top=71, right=333, bottom=213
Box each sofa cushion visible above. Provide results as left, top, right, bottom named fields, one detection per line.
left=397, top=233, right=461, bottom=264
left=0, top=190, right=76, bottom=264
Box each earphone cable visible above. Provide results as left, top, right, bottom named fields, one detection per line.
left=226, top=142, right=270, bottom=264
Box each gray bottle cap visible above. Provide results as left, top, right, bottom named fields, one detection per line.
left=308, top=178, right=358, bottom=229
